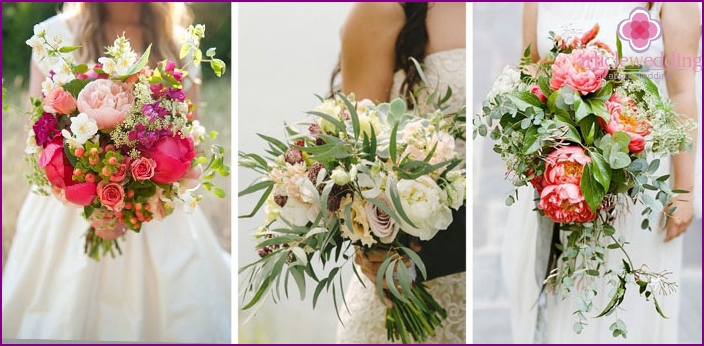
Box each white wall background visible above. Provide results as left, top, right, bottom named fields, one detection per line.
left=237, top=3, right=353, bottom=343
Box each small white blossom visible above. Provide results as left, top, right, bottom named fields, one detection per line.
left=33, top=23, right=48, bottom=37
left=26, top=36, right=48, bottom=60
left=331, top=168, right=351, bottom=185
left=190, top=120, right=207, bottom=146
left=25, top=129, right=40, bottom=154
left=68, top=113, right=99, bottom=144
left=487, top=65, right=521, bottom=100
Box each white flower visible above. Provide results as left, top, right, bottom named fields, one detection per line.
left=68, top=113, right=99, bottom=144
left=115, top=57, right=133, bottom=76
left=487, top=65, right=521, bottom=100
left=41, top=78, right=57, bottom=96
left=26, top=36, right=48, bottom=61
left=314, top=99, right=342, bottom=134
left=331, top=167, right=350, bottom=185
left=357, top=171, right=383, bottom=199
left=190, top=120, right=207, bottom=146
left=25, top=129, right=40, bottom=154
left=180, top=193, right=200, bottom=214
left=444, top=176, right=466, bottom=210
left=279, top=196, right=315, bottom=227
left=98, top=57, right=117, bottom=75
left=61, top=129, right=82, bottom=149
left=392, top=175, right=452, bottom=240
left=33, top=23, right=48, bottom=37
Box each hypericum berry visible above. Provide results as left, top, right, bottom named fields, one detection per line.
left=124, top=202, right=133, bottom=210
left=85, top=173, right=96, bottom=183
left=127, top=190, right=135, bottom=198
left=89, top=157, right=100, bottom=165
left=73, top=168, right=83, bottom=176
left=102, top=166, right=110, bottom=176
left=135, top=203, right=142, bottom=211
left=108, top=157, right=118, bottom=165
left=74, top=148, right=85, bottom=158
left=90, top=147, right=99, bottom=155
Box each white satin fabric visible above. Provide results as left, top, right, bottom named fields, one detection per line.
left=2, top=14, right=230, bottom=343
left=502, top=3, right=696, bottom=343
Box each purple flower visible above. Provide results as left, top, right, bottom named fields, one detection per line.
left=142, top=101, right=169, bottom=121
left=166, top=88, right=186, bottom=102
left=32, top=112, right=58, bottom=147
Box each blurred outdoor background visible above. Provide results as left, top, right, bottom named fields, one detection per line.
left=1, top=2, right=232, bottom=270
left=472, top=2, right=702, bottom=343
left=237, top=2, right=354, bottom=343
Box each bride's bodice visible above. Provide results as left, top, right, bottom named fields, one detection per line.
left=390, top=48, right=466, bottom=113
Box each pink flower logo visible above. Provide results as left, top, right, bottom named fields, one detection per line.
left=617, top=7, right=662, bottom=53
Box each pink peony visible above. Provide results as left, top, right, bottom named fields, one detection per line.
left=43, top=87, right=77, bottom=114
left=550, top=49, right=609, bottom=95
left=64, top=183, right=97, bottom=206
left=599, top=94, right=650, bottom=153
left=143, top=134, right=196, bottom=184
left=130, top=157, right=156, bottom=181
left=529, top=84, right=547, bottom=103
left=544, top=146, right=591, bottom=186
left=39, top=137, right=73, bottom=188
left=76, top=79, right=134, bottom=130
left=538, top=184, right=596, bottom=223
left=97, top=181, right=125, bottom=212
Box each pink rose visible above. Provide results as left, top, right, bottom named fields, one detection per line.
left=143, top=134, right=196, bottom=184
left=550, top=49, right=609, bottom=95
left=97, top=181, right=125, bottom=212
left=364, top=198, right=399, bottom=244
left=77, top=79, right=134, bottom=130
left=39, top=137, right=74, bottom=188
left=544, top=146, right=591, bottom=186
left=529, top=84, right=547, bottom=103
left=599, top=94, right=651, bottom=153
left=130, top=157, right=156, bottom=181
left=110, top=159, right=130, bottom=183
left=43, top=87, right=77, bottom=114
left=538, top=184, right=596, bottom=223
left=64, top=183, right=97, bottom=206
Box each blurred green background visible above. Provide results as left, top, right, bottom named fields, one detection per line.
left=2, top=2, right=232, bottom=86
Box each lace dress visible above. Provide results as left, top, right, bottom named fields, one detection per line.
left=336, top=48, right=467, bottom=344
left=1, top=14, right=231, bottom=343
left=502, top=3, right=688, bottom=343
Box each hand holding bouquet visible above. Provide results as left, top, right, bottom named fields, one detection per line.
left=24, top=24, right=229, bottom=260
left=240, top=67, right=466, bottom=343
left=475, top=24, right=695, bottom=337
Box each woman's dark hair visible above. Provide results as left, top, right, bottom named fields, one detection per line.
left=330, top=2, right=429, bottom=102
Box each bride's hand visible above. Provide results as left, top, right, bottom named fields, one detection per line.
left=353, top=244, right=422, bottom=308
left=663, top=195, right=694, bottom=242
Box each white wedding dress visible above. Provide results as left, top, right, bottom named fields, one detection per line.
left=336, top=48, right=467, bottom=344
left=502, top=3, right=696, bottom=343
left=2, top=14, right=231, bottom=343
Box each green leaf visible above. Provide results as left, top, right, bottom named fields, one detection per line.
left=581, top=164, right=606, bottom=211
left=307, top=111, right=345, bottom=133
left=522, top=126, right=542, bottom=155
left=376, top=256, right=393, bottom=303
left=194, top=49, right=203, bottom=66
left=389, top=98, right=407, bottom=122
left=506, top=92, right=544, bottom=111
left=62, top=79, right=89, bottom=99
left=290, top=266, right=306, bottom=300
left=209, top=58, right=226, bottom=77
left=389, top=120, right=400, bottom=164
left=257, top=133, right=288, bottom=153
left=125, top=44, right=151, bottom=76
left=591, top=81, right=613, bottom=102
left=653, top=296, right=668, bottom=318
left=603, top=225, right=616, bottom=237
left=616, top=34, right=623, bottom=62
left=238, top=180, right=274, bottom=197
left=205, top=47, right=217, bottom=58
left=180, top=43, right=192, bottom=59
left=573, top=97, right=592, bottom=122
left=557, top=121, right=582, bottom=144
left=239, top=185, right=272, bottom=218
left=537, top=76, right=552, bottom=100
left=579, top=117, right=597, bottom=145
left=338, top=93, right=360, bottom=140
left=609, top=151, right=631, bottom=169
left=212, top=187, right=226, bottom=198
left=242, top=277, right=272, bottom=310
left=398, top=246, right=426, bottom=280
left=590, top=152, right=611, bottom=191
left=587, top=99, right=610, bottom=122
left=385, top=260, right=408, bottom=303
left=523, top=44, right=531, bottom=58
left=59, top=45, right=81, bottom=53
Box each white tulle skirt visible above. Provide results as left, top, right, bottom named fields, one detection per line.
left=2, top=192, right=231, bottom=343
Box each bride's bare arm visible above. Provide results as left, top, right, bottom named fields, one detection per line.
left=522, top=2, right=540, bottom=63
left=661, top=2, right=700, bottom=241
left=340, top=2, right=404, bottom=102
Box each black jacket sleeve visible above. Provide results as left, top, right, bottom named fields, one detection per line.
left=415, top=205, right=466, bottom=281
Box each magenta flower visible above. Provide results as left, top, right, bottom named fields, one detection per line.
left=32, top=112, right=59, bottom=147
left=618, top=7, right=662, bottom=53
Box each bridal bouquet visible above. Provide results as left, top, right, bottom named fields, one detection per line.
left=24, top=24, right=229, bottom=260
left=239, top=73, right=465, bottom=343
left=474, top=24, right=694, bottom=337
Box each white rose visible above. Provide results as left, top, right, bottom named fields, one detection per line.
left=314, top=99, right=342, bottom=134
left=392, top=175, right=452, bottom=240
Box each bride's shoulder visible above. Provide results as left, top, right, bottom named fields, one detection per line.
left=341, top=3, right=405, bottom=40
left=36, top=12, right=78, bottom=40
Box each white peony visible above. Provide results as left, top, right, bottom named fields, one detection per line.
left=444, top=175, right=466, bottom=210
left=487, top=65, right=521, bottom=100
left=279, top=196, right=315, bottom=227
left=392, top=175, right=452, bottom=240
